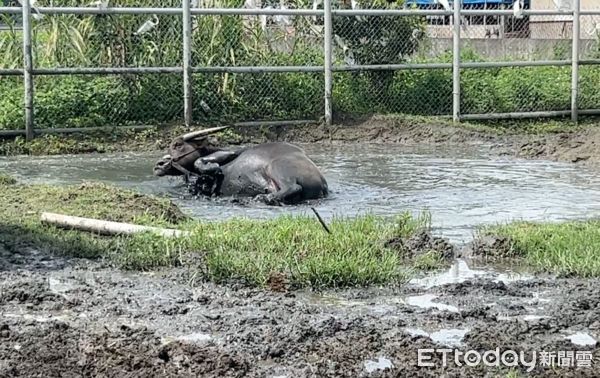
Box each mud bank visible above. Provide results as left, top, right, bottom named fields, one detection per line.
left=3, top=115, right=600, bottom=167
left=261, top=115, right=600, bottom=166
left=1, top=246, right=599, bottom=377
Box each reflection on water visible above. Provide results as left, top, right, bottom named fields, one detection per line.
left=405, top=327, right=469, bottom=347
left=566, top=332, right=597, bottom=346
left=409, top=259, right=533, bottom=288
left=363, top=357, right=393, bottom=373
left=3, top=143, right=600, bottom=242
left=403, top=294, right=459, bottom=313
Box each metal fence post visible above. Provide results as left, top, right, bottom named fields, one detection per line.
left=182, top=0, right=193, bottom=127
left=571, top=0, right=580, bottom=123
left=22, top=0, right=34, bottom=140
left=452, top=0, right=461, bottom=123
left=323, top=0, right=333, bottom=126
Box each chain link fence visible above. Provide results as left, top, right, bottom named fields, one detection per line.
left=1, top=0, right=187, bottom=131
left=331, top=1, right=600, bottom=118
left=1, top=0, right=600, bottom=136
left=190, top=11, right=324, bottom=123
left=578, top=4, right=600, bottom=112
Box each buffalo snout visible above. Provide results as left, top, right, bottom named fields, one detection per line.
left=154, top=155, right=178, bottom=177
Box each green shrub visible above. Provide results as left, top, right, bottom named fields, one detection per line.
left=0, top=78, right=25, bottom=130
left=125, top=74, right=184, bottom=124
left=33, top=76, right=130, bottom=129
left=1, top=3, right=600, bottom=130
left=2, top=63, right=599, bottom=131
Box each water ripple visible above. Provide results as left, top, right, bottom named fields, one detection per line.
left=3, top=144, right=600, bottom=243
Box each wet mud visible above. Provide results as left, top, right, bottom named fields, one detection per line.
left=233, top=115, right=600, bottom=167
left=3, top=115, right=600, bottom=169
left=3, top=117, right=600, bottom=376
left=2, top=246, right=599, bottom=377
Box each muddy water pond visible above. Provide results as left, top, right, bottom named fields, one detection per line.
left=3, top=143, right=600, bottom=243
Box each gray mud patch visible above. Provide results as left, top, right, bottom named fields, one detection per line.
left=3, top=115, right=600, bottom=170
left=386, top=229, right=456, bottom=259
left=1, top=247, right=600, bottom=377
left=234, top=116, right=600, bottom=167
left=464, top=235, right=518, bottom=258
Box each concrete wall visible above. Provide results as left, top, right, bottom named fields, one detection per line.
left=422, top=38, right=597, bottom=60
left=526, top=0, right=598, bottom=39
left=424, top=0, right=599, bottom=40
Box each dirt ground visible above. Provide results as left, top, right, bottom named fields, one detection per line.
left=1, top=242, right=599, bottom=377
left=3, top=116, right=600, bottom=377
left=5, top=115, right=600, bottom=167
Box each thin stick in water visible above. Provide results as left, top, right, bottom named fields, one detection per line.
left=311, top=207, right=331, bottom=234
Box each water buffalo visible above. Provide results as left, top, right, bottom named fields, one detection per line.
left=153, top=126, right=329, bottom=205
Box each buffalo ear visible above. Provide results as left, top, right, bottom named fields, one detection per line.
left=170, top=137, right=185, bottom=149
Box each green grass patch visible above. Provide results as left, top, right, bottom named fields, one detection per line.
left=1, top=180, right=187, bottom=225
left=0, top=126, right=178, bottom=156
left=481, top=220, right=600, bottom=277
left=412, top=250, right=446, bottom=271
left=183, top=212, right=430, bottom=288
left=0, top=178, right=189, bottom=262
left=0, top=173, right=17, bottom=185
left=0, top=177, right=440, bottom=288
left=466, top=117, right=595, bottom=135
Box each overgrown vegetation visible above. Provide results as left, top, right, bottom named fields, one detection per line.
left=480, top=220, right=600, bottom=277
left=0, top=125, right=188, bottom=155
left=1, top=1, right=599, bottom=130
left=0, top=177, right=438, bottom=287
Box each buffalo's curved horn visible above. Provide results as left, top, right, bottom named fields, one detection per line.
left=181, top=125, right=231, bottom=141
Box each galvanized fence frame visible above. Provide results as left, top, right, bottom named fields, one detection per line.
left=1, top=0, right=600, bottom=139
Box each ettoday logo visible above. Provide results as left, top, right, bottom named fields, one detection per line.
left=417, top=348, right=593, bottom=371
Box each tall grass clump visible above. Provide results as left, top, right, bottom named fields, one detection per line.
left=0, top=177, right=437, bottom=288
left=114, top=211, right=433, bottom=287
left=481, top=220, right=600, bottom=277
left=183, top=212, right=430, bottom=287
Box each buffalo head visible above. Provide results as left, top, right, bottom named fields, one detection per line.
left=153, top=125, right=230, bottom=177
left=153, top=154, right=178, bottom=177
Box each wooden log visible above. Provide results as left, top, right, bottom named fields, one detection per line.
left=40, top=212, right=190, bottom=238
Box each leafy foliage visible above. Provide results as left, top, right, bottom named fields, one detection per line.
left=1, top=2, right=600, bottom=130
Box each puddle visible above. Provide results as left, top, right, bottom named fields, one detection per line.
left=162, top=332, right=213, bottom=345
left=307, top=294, right=364, bottom=307
left=566, top=332, right=597, bottom=346
left=404, top=294, right=459, bottom=312
left=410, top=259, right=532, bottom=289
left=494, top=272, right=534, bottom=284
left=307, top=292, right=459, bottom=314
left=3, top=313, right=71, bottom=323
left=364, top=357, right=393, bottom=373
left=405, top=327, right=469, bottom=347
left=5, top=144, right=600, bottom=243
left=48, top=277, right=79, bottom=294
left=176, top=332, right=212, bottom=343
left=522, top=315, right=550, bottom=321
left=405, top=328, right=429, bottom=337
left=497, top=314, right=552, bottom=322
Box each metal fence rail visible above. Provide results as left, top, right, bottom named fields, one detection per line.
left=1, top=0, right=600, bottom=139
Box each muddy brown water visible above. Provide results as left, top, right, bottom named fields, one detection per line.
left=3, top=143, right=600, bottom=243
